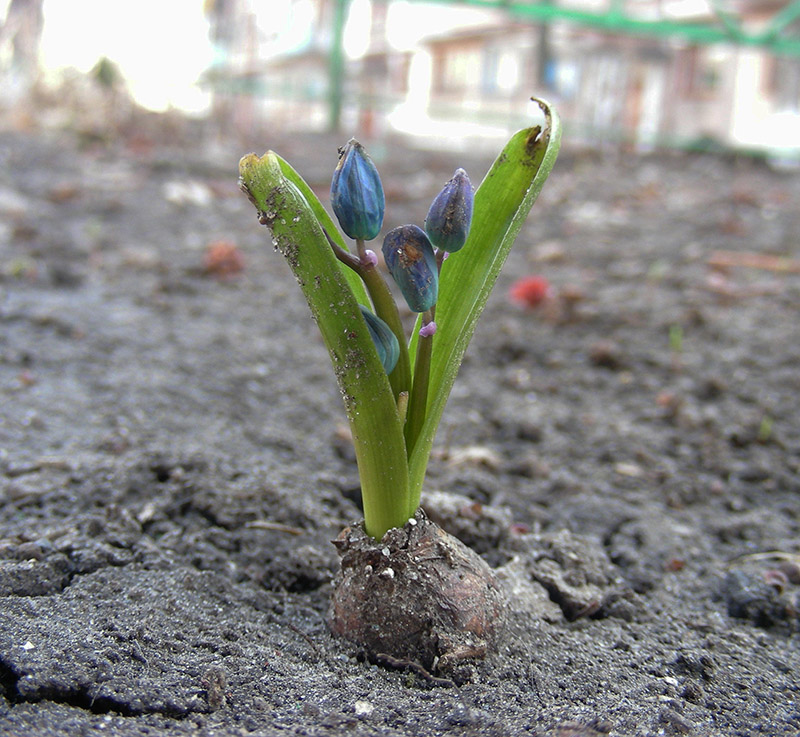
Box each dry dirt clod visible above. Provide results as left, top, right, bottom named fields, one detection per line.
left=328, top=509, right=507, bottom=678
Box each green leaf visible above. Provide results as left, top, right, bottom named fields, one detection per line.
left=239, top=151, right=409, bottom=538
left=275, top=154, right=370, bottom=308
left=278, top=154, right=412, bottom=403
left=406, top=99, right=562, bottom=513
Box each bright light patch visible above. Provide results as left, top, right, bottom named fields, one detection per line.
left=386, top=1, right=497, bottom=51
left=344, top=0, right=372, bottom=59
left=40, top=0, right=214, bottom=113
left=263, top=0, right=315, bottom=57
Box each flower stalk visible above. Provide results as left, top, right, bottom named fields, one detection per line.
left=404, top=308, right=436, bottom=472
left=326, top=228, right=412, bottom=399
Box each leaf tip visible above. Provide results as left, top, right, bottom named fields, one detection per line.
left=239, top=150, right=280, bottom=183
left=239, top=151, right=286, bottom=217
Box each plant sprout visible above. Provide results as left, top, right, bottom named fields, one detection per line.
left=239, top=99, right=561, bottom=540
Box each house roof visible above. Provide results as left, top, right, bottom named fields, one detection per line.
left=420, top=21, right=533, bottom=48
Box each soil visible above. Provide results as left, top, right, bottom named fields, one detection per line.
left=1, top=121, right=799, bottom=737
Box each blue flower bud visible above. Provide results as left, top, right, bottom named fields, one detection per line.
left=360, top=305, right=399, bottom=375
left=381, top=225, right=438, bottom=313
left=330, top=138, right=385, bottom=241
left=424, top=168, right=473, bottom=253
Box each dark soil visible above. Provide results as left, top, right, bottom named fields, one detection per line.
left=1, top=122, right=799, bottom=736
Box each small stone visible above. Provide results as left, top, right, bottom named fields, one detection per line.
left=682, top=681, right=704, bottom=703
left=202, top=666, right=227, bottom=710
left=589, top=340, right=623, bottom=369
left=778, top=559, right=800, bottom=584
left=16, top=542, right=45, bottom=561
left=445, top=703, right=476, bottom=727
left=763, top=568, right=788, bottom=592
left=660, top=707, right=694, bottom=733
left=354, top=700, right=373, bottom=716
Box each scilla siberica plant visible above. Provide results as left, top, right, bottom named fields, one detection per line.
left=239, top=100, right=561, bottom=540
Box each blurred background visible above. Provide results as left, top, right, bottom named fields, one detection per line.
left=1, top=0, right=799, bottom=157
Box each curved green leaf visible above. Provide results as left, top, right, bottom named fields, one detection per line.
left=275, top=154, right=370, bottom=307
left=278, top=154, right=412, bottom=402
left=239, top=151, right=409, bottom=538
left=407, top=99, right=562, bottom=513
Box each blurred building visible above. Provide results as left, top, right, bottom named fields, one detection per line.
left=205, top=0, right=800, bottom=154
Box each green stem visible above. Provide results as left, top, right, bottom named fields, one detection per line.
left=401, top=252, right=446, bottom=479
left=326, top=230, right=361, bottom=271
left=404, top=308, right=435, bottom=485
left=360, top=267, right=412, bottom=399
left=326, top=229, right=412, bottom=400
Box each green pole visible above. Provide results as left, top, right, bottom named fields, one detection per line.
left=405, top=0, right=800, bottom=57
left=329, top=0, right=350, bottom=132
left=761, top=1, right=800, bottom=42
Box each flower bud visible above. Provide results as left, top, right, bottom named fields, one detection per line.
left=424, top=168, right=473, bottom=253
left=330, top=139, right=385, bottom=241
left=419, top=321, right=437, bottom=338
left=381, top=225, right=438, bottom=313
left=360, top=305, right=399, bottom=375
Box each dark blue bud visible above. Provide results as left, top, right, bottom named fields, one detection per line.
left=424, top=168, right=473, bottom=253
left=381, top=225, right=438, bottom=313
left=360, top=305, right=399, bottom=375
left=331, top=138, right=385, bottom=241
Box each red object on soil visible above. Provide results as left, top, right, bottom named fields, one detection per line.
left=509, top=275, right=551, bottom=309
left=204, top=240, right=244, bottom=279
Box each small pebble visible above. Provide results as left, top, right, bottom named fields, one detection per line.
left=778, top=560, right=800, bottom=584
left=354, top=700, right=373, bottom=716
left=660, top=707, right=694, bottom=734
left=16, top=542, right=45, bottom=561
left=763, top=568, right=789, bottom=592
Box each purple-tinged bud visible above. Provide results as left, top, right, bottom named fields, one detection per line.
left=360, top=305, right=399, bottom=375
left=424, top=168, right=473, bottom=253
left=362, top=249, right=378, bottom=268
left=330, top=139, right=385, bottom=241
left=419, top=321, right=437, bottom=338
left=381, top=225, right=438, bottom=313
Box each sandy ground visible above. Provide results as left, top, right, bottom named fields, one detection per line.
left=1, top=122, right=799, bottom=736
